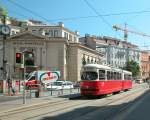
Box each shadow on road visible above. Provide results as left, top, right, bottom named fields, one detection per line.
left=39, top=90, right=150, bottom=120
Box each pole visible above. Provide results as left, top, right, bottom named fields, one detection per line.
left=2, top=15, right=7, bottom=94
left=22, top=52, right=26, bottom=104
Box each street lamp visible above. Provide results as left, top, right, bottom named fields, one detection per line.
left=0, top=14, right=10, bottom=93
left=21, top=51, right=26, bottom=104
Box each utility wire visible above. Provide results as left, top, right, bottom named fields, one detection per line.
left=5, top=0, right=150, bottom=22
left=7, top=0, right=52, bottom=24
left=50, top=10, right=150, bottom=22
left=83, top=0, right=112, bottom=28
left=83, top=0, right=123, bottom=40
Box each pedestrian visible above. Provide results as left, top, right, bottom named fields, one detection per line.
left=11, top=86, right=16, bottom=96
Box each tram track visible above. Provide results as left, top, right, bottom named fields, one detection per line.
left=27, top=87, right=148, bottom=120
left=76, top=86, right=149, bottom=120
left=0, top=84, right=148, bottom=120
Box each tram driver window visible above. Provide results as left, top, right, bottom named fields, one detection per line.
left=99, top=70, right=105, bottom=80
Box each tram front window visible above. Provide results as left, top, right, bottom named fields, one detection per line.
left=81, top=72, right=98, bottom=80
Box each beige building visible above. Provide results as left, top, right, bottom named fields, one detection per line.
left=0, top=31, right=103, bottom=84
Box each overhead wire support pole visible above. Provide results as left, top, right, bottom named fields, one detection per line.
left=2, top=15, right=6, bottom=80
left=22, top=52, right=26, bottom=104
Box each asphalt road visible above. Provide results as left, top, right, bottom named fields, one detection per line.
left=113, top=89, right=150, bottom=120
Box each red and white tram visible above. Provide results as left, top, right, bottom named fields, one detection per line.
left=80, top=64, right=132, bottom=96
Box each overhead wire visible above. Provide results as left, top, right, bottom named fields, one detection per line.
left=83, top=0, right=112, bottom=28
left=50, top=10, right=150, bottom=22
left=83, top=0, right=123, bottom=40
left=6, top=0, right=52, bottom=24
left=5, top=0, right=150, bottom=44
left=4, top=0, right=150, bottom=22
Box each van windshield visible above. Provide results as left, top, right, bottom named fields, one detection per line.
left=81, top=72, right=98, bottom=81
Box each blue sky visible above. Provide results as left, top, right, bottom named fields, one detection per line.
left=1, top=0, right=150, bottom=50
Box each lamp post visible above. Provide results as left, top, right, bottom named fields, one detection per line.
left=0, top=15, right=10, bottom=93
left=21, top=52, right=26, bottom=104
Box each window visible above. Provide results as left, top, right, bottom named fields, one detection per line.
left=81, top=72, right=98, bottom=80
left=111, top=72, right=114, bottom=79
left=114, top=72, right=117, bottom=80
left=107, top=71, right=111, bottom=80
left=64, top=32, right=68, bottom=39
left=49, top=30, right=54, bottom=37
left=54, top=30, right=59, bottom=37
left=32, top=30, right=36, bottom=32
left=28, top=76, right=36, bottom=81
left=69, top=34, right=73, bottom=41
left=12, top=31, right=15, bottom=35
left=99, top=70, right=105, bottom=80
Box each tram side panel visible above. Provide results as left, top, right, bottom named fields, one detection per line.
left=80, top=81, right=100, bottom=96
left=80, top=80, right=123, bottom=96
left=122, top=80, right=132, bottom=91
left=98, top=80, right=122, bottom=95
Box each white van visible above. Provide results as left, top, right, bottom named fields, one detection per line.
left=47, top=81, right=74, bottom=90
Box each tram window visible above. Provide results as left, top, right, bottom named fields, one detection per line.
left=119, top=73, right=121, bottom=79
left=114, top=72, right=117, bottom=80
left=99, top=70, right=105, bottom=80
left=124, top=74, right=128, bottom=80
left=124, top=75, right=126, bottom=80
left=81, top=72, right=98, bottom=80
left=111, top=72, right=114, bottom=79
left=129, top=75, right=132, bottom=79
left=107, top=71, right=111, bottom=80
left=116, top=72, right=119, bottom=80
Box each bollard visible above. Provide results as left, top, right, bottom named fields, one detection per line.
left=35, top=89, right=40, bottom=98
left=29, top=89, right=32, bottom=98
left=50, top=84, right=52, bottom=96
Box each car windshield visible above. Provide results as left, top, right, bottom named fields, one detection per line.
left=52, top=82, right=63, bottom=86
left=81, top=71, right=98, bottom=80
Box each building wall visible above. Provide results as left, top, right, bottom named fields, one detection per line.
left=141, top=51, right=150, bottom=79
left=79, top=36, right=140, bottom=68
left=67, top=43, right=103, bottom=82
left=0, top=32, right=103, bottom=83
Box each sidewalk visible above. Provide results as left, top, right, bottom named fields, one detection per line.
left=0, top=88, right=80, bottom=115
left=0, top=83, right=145, bottom=115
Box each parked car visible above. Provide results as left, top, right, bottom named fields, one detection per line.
left=136, top=79, right=143, bottom=84
left=73, top=81, right=80, bottom=88
left=47, top=81, right=74, bottom=90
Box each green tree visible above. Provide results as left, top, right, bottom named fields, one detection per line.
left=0, top=6, right=7, bottom=16
left=123, top=60, right=140, bottom=77
left=0, top=6, right=8, bottom=24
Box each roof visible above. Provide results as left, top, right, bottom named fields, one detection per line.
left=8, top=31, right=47, bottom=40
left=84, top=64, right=111, bottom=70
left=123, top=70, right=132, bottom=75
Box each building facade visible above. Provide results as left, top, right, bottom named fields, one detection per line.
left=0, top=31, right=103, bottom=92
left=140, top=51, right=150, bottom=80
left=79, top=35, right=140, bottom=68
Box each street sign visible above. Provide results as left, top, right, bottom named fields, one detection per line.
left=0, top=25, right=10, bottom=35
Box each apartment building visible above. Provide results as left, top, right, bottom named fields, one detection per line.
left=140, top=51, right=150, bottom=80
left=79, top=35, right=140, bottom=68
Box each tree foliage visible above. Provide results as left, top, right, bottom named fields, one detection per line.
left=123, top=60, right=140, bottom=77
left=0, top=6, right=7, bottom=16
